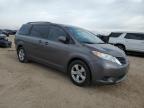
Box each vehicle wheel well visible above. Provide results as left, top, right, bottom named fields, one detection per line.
left=67, top=58, right=92, bottom=81
left=17, top=45, right=23, bottom=50
left=115, top=43, right=125, bottom=46
left=115, top=44, right=126, bottom=49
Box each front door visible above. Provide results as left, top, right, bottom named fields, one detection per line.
left=43, top=25, right=71, bottom=69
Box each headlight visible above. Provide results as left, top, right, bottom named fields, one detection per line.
left=92, top=51, right=122, bottom=65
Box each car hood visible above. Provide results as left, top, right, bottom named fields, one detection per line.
left=84, top=43, right=126, bottom=57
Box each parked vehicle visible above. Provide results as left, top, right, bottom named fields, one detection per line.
left=15, top=22, right=129, bottom=86
left=109, top=32, right=144, bottom=53
left=0, top=29, right=9, bottom=36
left=3, top=29, right=17, bottom=35
left=0, top=34, right=12, bottom=47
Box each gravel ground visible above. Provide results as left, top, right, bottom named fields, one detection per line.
left=0, top=36, right=144, bottom=108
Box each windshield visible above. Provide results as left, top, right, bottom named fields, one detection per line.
left=66, top=27, right=104, bottom=44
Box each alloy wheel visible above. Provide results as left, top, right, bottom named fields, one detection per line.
left=71, top=64, right=86, bottom=83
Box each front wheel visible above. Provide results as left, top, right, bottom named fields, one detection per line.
left=17, top=47, right=28, bottom=63
left=68, top=60, right=91, bottom=86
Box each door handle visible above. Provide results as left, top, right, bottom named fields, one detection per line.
left=45, top=42, right=48, bottom=45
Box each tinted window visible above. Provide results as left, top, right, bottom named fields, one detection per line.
left=48, top=26, right=67, bottom=42
left=109, top=33, right=122, bottom=37
left=19, top=24, right=32, bottom=35
left=30, top=25, right=50, bottom=39
left=125, top=33, right=144, bottom=40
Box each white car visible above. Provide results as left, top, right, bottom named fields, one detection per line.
left=109, top=32, right=144, bottom=53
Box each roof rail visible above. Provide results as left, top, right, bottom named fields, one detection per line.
left=27, top=21, right=51, bottom=24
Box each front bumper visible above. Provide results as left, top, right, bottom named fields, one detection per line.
left=90, top=58, right=129, bottom=85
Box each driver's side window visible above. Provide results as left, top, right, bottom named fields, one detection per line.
left=48, top=26, right=67, bottom=42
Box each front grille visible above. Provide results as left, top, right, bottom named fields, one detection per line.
left=116, top=57, right=126, bottom=65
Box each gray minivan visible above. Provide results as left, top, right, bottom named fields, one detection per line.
left=15, top=22, right=129, bottom=86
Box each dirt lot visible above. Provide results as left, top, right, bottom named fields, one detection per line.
left=0, top=36, right=144, bottom=108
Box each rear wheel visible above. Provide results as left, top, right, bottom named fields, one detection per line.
left=68, top=60, right=91, bottom=86
left=17, top=47, right=28, bottom=63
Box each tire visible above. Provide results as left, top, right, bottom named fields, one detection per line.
left=68, top=60, right=91, bottom=86
left=17, top=47, right=28, bottom=63
left=116, top=44, right=126, bottom=52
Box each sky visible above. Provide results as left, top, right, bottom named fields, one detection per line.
left=0, top=0, right=144, bottom=33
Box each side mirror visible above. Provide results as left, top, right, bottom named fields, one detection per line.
left=58, top=36, right=67, bottom=43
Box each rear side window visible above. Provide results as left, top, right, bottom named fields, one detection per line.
left=109, top=33, right=122, bottom=37
left=30, top=25, right=50, bottom=39
left=18, top=24, right=32, bottom=35
left=48, top=26, right=67, bottom=42
left=125, top=33, right=144, bottom=40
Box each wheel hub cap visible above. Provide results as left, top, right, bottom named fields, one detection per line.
left=19, top=49, right=25, bottom=61
left=71, top=64, right=86, bottom=83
